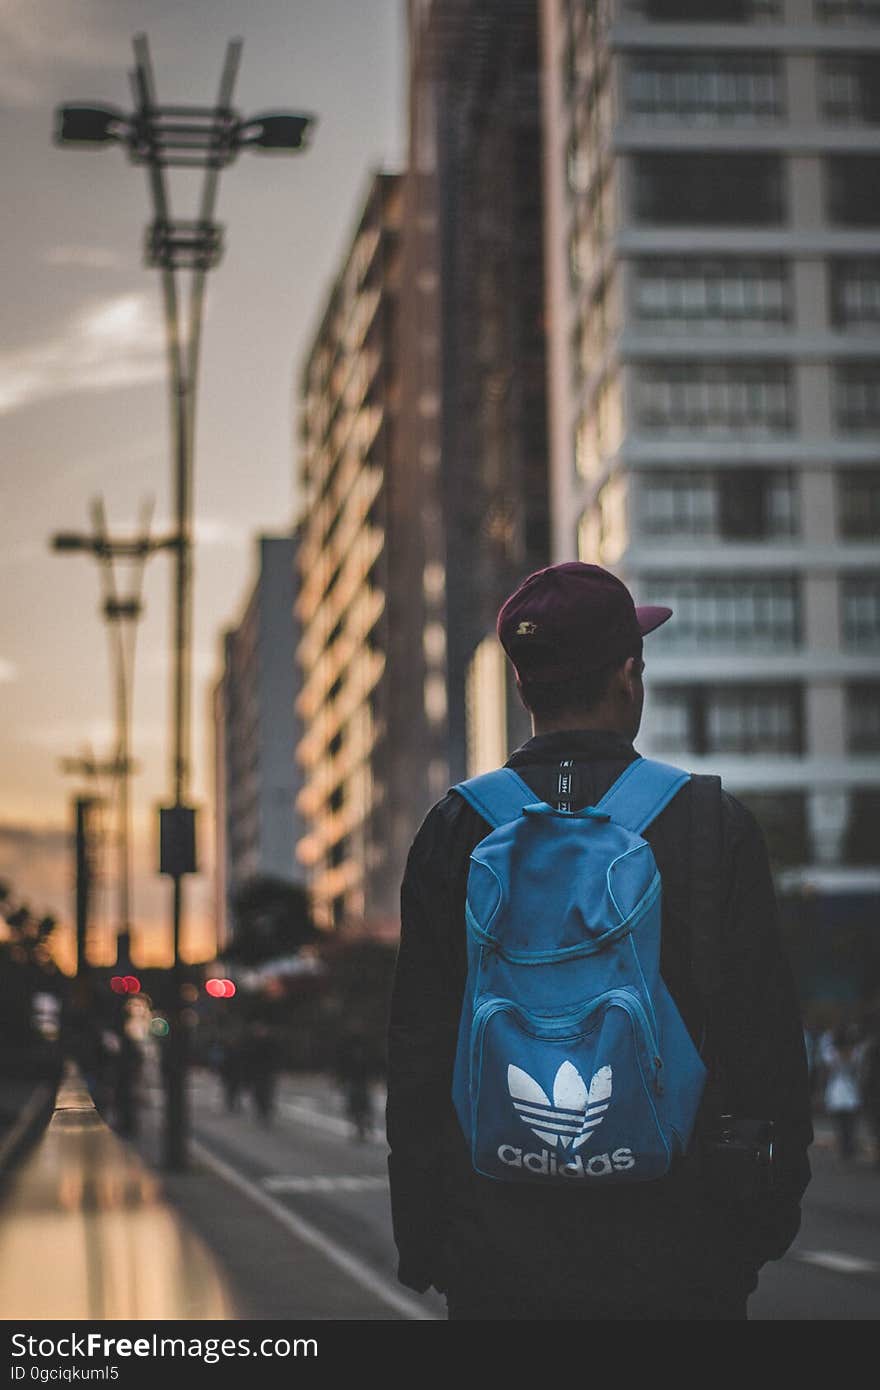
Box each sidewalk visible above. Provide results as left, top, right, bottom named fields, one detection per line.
left=126, top=1065, right=423, bottom=1321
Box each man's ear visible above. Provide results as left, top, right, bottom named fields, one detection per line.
left=618, top=656, right=641, bottom=701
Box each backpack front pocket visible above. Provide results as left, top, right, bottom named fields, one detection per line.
left=470, top=992, right=672, bottom=1183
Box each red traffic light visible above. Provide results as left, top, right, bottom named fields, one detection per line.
left=205, top=977, right=236, bottom=999
left=110, top=975, right=141, bottom=994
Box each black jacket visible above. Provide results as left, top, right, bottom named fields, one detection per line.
left=386, top=731, right=813, bottom=1311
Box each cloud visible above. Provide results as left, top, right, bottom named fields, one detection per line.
left=0, top=660, right=18, bottom=684
left=0, top=292, right=167, bottom=416
left=0, top=1, right=125, bottom=108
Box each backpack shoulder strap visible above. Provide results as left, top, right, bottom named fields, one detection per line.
left=594, top=757, right=691, bottom=835
left=452, top=767, right=538, bottom=829
left=689, top=773, right=723, bottom=1003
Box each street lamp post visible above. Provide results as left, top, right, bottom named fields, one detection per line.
left=54, top=34, right=314, bottom=1170
left=51, top=502, right=171, bottom=966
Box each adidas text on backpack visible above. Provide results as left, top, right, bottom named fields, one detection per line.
left=451, top=758, right=707, bottom=1184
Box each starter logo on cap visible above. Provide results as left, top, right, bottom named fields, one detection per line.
left=516, top=621, right=537, bottom=636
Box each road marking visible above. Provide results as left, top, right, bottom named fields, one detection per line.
left=277, top=1097, right=385, bottom=1146
left=263, top=1174, right=388, bottom=1194
left=796, top=1250, right=880, bottom=1276
left=191, top=1140, right=438, bottom=1322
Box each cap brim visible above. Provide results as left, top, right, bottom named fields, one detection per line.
left=636, top=605, right=673, bottom=637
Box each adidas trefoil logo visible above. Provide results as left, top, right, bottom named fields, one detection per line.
left=508, top=1060, right=612, bottom=1151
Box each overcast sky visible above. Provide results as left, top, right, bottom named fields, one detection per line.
left=0, top=0, right=406, bottom=968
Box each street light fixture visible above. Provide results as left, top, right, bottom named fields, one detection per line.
left=240, top=114, right=313, bottom=150
left=54, top=105, right=129, bottom=145
left=53, top=98, right=315, bottom=167
left=53, top=35, right=314, bottom=1171
left=52, top=531, right=179, bottom=559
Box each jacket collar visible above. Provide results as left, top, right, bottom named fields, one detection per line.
left=507, top=729, right=638, bottom=765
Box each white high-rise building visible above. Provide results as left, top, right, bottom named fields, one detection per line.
left=540, top=0, right=880, bottom=900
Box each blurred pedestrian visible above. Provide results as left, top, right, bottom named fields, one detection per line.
left=802, top=1023, right=820, bottom=1104
left=242, top=1021, right=280, bottom=1124
left=112, top=1026, right=143, bottom=1138
left=217, top=1033, right=245, bottom=1114
left=335, top=1024, right=375, bottom=1141
left=858, top=1015, right=880, bottom=1170
left=823, top=1026, right=862, bottom=1160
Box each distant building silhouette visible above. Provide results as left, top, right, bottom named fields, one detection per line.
left=401, top=0, right=551, bottom=788
left=293, top=3, right=552, bottom=935
left=213, top=533, right=303, bottom=949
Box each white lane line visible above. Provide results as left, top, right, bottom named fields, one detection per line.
left=277, top=1098, right=385, bottom=1146
left=190, top=1140, right=438, bottom=1322
left=263, top=1175, right=388, bottom=1194
left=277, top=1100, right=354, bottom=1138
left=795, top=1250, right=880, bottom=1276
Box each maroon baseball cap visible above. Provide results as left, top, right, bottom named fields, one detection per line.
left=497, top=562, right=672, bottom=684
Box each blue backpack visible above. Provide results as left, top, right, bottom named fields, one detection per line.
left=451, top=757, right=709, bottom=1185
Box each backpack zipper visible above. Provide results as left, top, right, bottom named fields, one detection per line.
left=471, top=989, right=664, bottom=1096
left=468, top=871, right=661, bottom=962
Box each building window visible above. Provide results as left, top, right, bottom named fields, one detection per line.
left=569, top=171, right=616, bottom=287
left=816, top=1, right=880, bottom=23
left=826, top=156, right=880, bottom=225
left=573, top=273, right=617, bottom=382
left=648, top=689, right=692, bottom=752
left=822, top=55, right=880, bottom=122
left=835, top=363, right=880, bottom=430
left=578, top=477, right=630, bottom=566
left=578, top=507, right=601, bottom=563
left=642, top=575, right=801, bottom=648
left=847, top=683, right=880, bottom=750
left=841, top=574, right=880, bottom=646
left=634, top=259, right=789, bottom=329
left=424, top=673, right=448, bottom=724
left=640, top=473, right=715, bottom=536
left=706, top=686, right=802, bottom=754
left=576, top=375, right=623, bottom=479
left=628, top=0, right=781, bottom=18
left=567, top=80, right=613, bottom=198
left=568, top=131, right=595, bottom=196
left=649, top=685, right=802, bottom=755
left=466, top=637, right=509, bottom=778
left=838, top=468, right=880, bottom=537
left=830, top=259, right=880, bottom=330
left=627, top=53, right=782, bottom=125
left=640, top=469, right=797, bottom=539
left=637, top=363, right=792, bottom=434
left=844, top=789, right=880, bottom=866
left=564, top=0, right=612, bottom=97
left=634, top=154, right=784, bottom=225
left=718, top=469, right=797, bottom=538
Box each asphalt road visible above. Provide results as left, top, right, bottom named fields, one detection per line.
left=135, top=1066, right=879, bottom=1322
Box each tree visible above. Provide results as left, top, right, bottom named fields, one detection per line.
left=226, top=875, right=319, bottom=966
